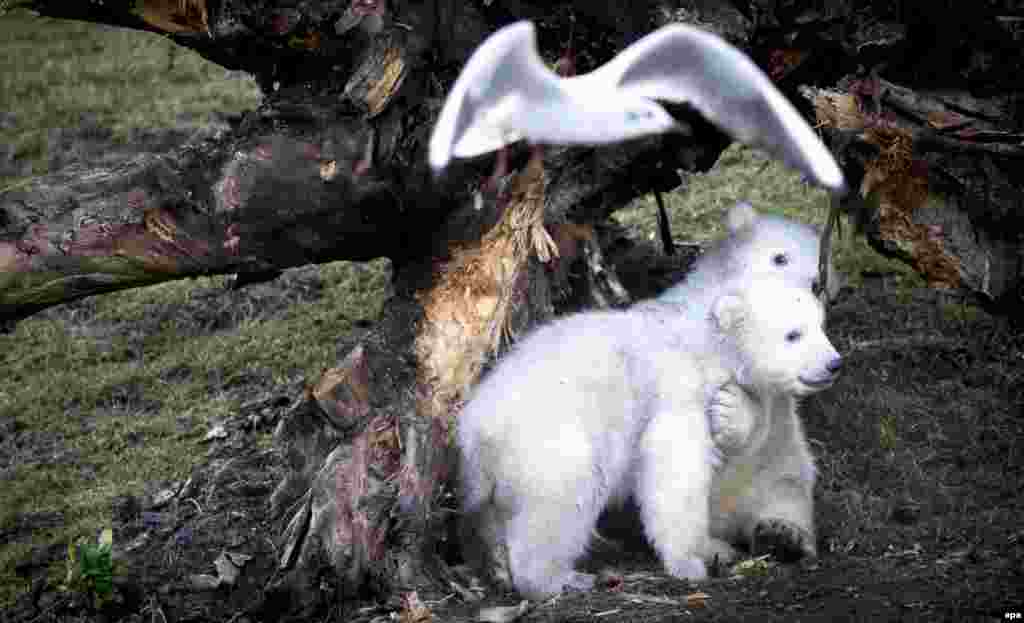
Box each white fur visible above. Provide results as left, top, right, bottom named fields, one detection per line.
left=457, top=277, right=840, bottom=599
left=708, top=390, right=820, bottom=561
left=654, top=203, right=838, bottom=562
left=604, top=203, right=832, bottom=506
left=429, top=22, right=846, bottom=194
left=658, top=202, right=839, bottom=311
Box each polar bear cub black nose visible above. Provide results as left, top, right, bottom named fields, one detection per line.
left=826, top=356, right=843, bottom=375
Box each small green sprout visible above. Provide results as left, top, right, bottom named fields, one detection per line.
left=63, top=528, right=114, bottom=609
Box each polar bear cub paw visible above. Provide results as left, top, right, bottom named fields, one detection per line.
left=704, top=537, right=741, bottom=565
left=665, top=557, right=708, bottom=581
left=565, top=571, right=597, bottom=592
left=689, top=537, right=741, bottom=577
left=752, top=518, right=817, bottom=562
left=707, top=382, right=757, bottom=451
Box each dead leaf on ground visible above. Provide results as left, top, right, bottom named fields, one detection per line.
left=398, top=591, right=432, bottom=623
left=212, top=551, right=252, bottom=586
left=133, top=0, right=209, bottom=34
left=202, top=423, right=228, bottom=442
left=213, top=552, right=240, bottom=586
left=592, top=608, right=622, bottom=617
left=477, top=600, right=531, bottom=622
left=188, top=574, right=221, bottom=590
left=619, top=592, right=679, bottom=606
left=149, top=480, right=185, bottom=508
left=448, top=579, right=481, bottom=602
left=597, top=568, right=624, bottom=591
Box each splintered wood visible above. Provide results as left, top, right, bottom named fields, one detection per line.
left=810, top=88, right=962, bottom=289
left=133, top=0, right=209, bottom=34
left=414, top=153, right=553, bottom=423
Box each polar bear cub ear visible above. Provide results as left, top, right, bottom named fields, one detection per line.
left=725, top=201, right=758, bottom=234
left=711, top=291, right=749, bottom=333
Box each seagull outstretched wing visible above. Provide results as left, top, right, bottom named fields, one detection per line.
left=431, top=21, right=845, bottom=194
left=566, top=25, right=845, bottom=193
left=429, top=22, right=555, bottom=172
left=429, top=22, right=677, bottom=175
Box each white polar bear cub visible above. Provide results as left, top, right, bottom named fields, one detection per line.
left=457, top=277, right=841, bottom=599
left=654, top=201, right=837, bottom=562
left=657, top=201, right=839, bottom=311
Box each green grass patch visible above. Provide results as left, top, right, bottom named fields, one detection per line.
left=0, top=10, right=260, bottom=176
left=0, top=259, right=390, bottom=607
left=618, top=143, right=926, bottom=290
left=879, top=412, right=898, bottom=451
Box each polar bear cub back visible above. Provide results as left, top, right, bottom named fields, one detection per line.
left=457, top=276, right=841, bottom=600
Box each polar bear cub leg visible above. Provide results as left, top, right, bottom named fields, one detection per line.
left=634, top=407, right=712, bottom=581
left=735, top=463, right=818, bottom=562
left=731, top=398, right=818, bottom=561
left=705, top=367, right=816, bottom=564
left=705, top=278, right=840, bottom=564
left=502, top=484, right=604, bottom=599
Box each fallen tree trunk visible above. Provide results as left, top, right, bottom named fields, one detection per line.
left=788, top=3, right=1024, bottom=313
left=5, top=2, right=1021, bottom=321
left=0, top=129, right=412, bottom=325
left=0, top=1, right=708, bottom=328
left=807, top=77, right=1024, bottom=314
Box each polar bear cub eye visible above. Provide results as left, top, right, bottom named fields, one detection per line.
left=785, top=329, right=803, bottom=343
left=771, top=252, right=789, bottom=266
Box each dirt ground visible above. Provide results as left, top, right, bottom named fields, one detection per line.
left=5, top=253, right=1022, bottom=623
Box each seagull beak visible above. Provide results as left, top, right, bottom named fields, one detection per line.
left=661, top=118, right=691, bottom=137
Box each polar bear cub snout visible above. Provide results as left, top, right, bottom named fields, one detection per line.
left=806, top=353, right=843, bottom=386
left=794, top=336, right=842, bottom=394
left=798, top=352, right=841, bottom=392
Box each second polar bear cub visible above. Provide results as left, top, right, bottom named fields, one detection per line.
left=658, top=200, right=839, bottom=312
left=457, top=277, right=842, bottom=599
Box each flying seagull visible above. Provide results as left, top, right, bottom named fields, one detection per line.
left=429, top=20, right=846, bottom=194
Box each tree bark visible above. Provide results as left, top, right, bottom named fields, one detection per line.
left=806, top=77, right=1024, bottom=314
left=1, top=0, right=730, bottom=327
left=727, top=1, right=1024, bottom=313
left=4, top=0, right=1024, bottom=613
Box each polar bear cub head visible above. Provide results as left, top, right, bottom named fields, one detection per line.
left=713, top=276, right=842, bottom=397
left=717, top=202, right=839, bottom=303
